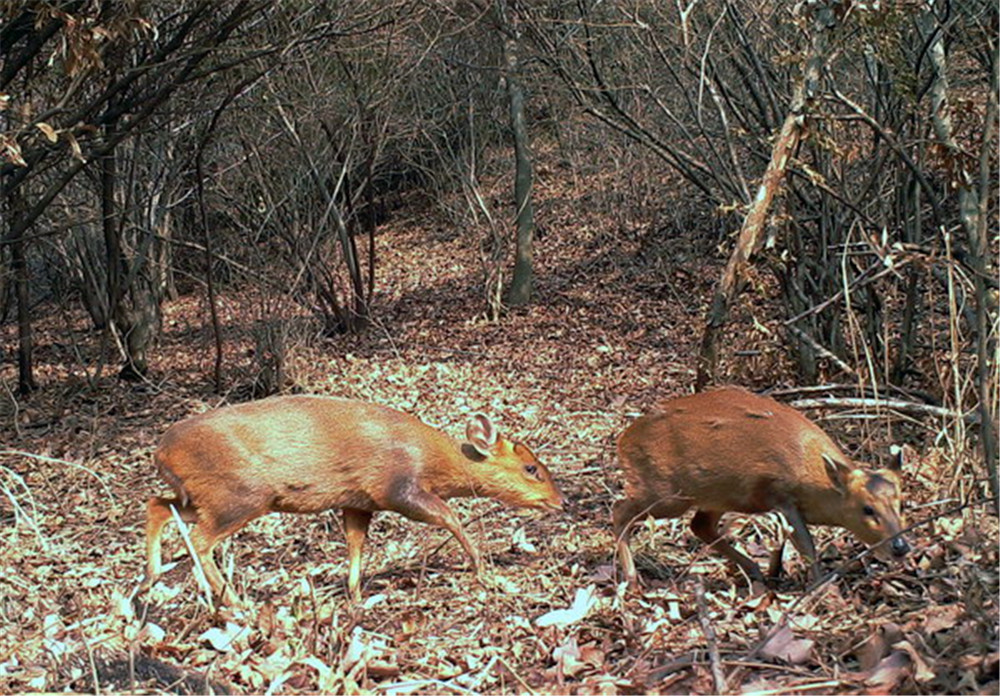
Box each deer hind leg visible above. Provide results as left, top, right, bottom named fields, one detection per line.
left=143, top=496, right=197, bottom=589
left=612, top=497, right=647, bottom=589
left=343, top=508, right=373, bottom=604
left=690, top=509, right=765, bottom=582
left=186, top=522, right=241, bottom=606
left=612, top=495, right=690, bottom=588
left=144, top=493, right=254, bottom=606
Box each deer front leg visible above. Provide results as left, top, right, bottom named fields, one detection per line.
left=777, top=503, right=821, bottom=582
left=386, top=484, right=482, bottom=578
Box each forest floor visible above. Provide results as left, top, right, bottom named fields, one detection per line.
left=1, top=146, right=998, bottom=695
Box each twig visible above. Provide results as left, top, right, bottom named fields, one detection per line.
left=787, top=397, right=977, bottom=423
left=782, top=257, right=911, bottom=326
left=743, top=679, right=845, bottom=695
left=0, top=466, right=48, bottom=550
left=695, top=578, right=728, bottom=694
left=784, top=325, right=855, bottom=375
left=494, top=655, right=537, bottom=695
left=168, top=504, right=216, bottom=611
left=83, top=634, right=100, bottom=695
left=720, top=659, right=816, bottom=676
left=766, top=383, right=939, bottom=406
left=829, top=88, right=945, bottom=227
left=0, top=449, right=113, bottom=500
left=646, top=653, right=696, bottom=681
left=462, top=655, right=499, bottom=692
left=1, top=379, right=22, bottom=438
left=375, top=679, right=479, bottom=695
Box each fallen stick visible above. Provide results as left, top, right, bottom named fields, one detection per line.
left=788, top=397, right=977, bottom=423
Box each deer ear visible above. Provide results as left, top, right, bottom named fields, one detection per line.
left=888, top=444, right=904, bottom=472
left=466, top=413, right=497, bottom=457
left=822, top=453, right=851, bottom=495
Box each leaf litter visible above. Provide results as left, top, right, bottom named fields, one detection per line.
left=0, top=146, right=997, bottom=694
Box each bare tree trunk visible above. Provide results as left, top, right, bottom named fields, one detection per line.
left=893, top=178, right=924, bottom=384
left=12, top=233, right=35, bottom=394
left=196, top=147, right=224, bottom=393
left=332, top=199, right=368, bottom=332
left=5, top=185, right=37, bottom=394
left=922, top=4, right=999, bottom=503
left=500, top=0, right=536, bottom=307
left=102, top=117, right=164, bottom=381
left=0, top=245, right=10, bottom=324
left=973, top=60, right=999, bottom=508
left=101, top=126, right=124, bottom=330
left=150, top=139, right=178, bottom=302
left=100, top=123, right=148, bottom=381
left=696, top=1, right=836, bottom=390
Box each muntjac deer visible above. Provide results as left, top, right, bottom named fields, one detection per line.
left=143, top=395, right=563, bottom=605
left=613, top=388, right=909, bottom=587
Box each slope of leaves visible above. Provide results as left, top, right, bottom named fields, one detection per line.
left=0, top=145, right=996, bottom=695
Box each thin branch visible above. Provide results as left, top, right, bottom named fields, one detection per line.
left=788, top=397, right=977, bottom=424
left=695, top=578, right=728, bottom=694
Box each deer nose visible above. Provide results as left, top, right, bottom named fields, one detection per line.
left=550, top=491, right=565, bottom=510
left=890, top=537, right=910, bottom=557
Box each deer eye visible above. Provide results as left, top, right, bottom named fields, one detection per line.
left=524, top=464, right=538, bottom=477
left=863, top=505, right=876, bottom=517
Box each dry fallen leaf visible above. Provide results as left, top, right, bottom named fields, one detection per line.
left=512, top=526, right=537, bottom=553
left=855, top=631, right=890, bottom=673
left=298, top=656, right=336, bottom=692
left=35, top=122, right=58, bottom=143
left=199, top=622, right=250, bottom=652
left=758, top=624, right=814, bottom=665
left=138, top=622, right=165, bottom=645
left=588, top=564, right=616, bottom=583
left=893, top=640, right=935, bottom=683
left=536, top=585, right=598, bottom=628
left=865, top=650, right=913, bottom=694
left=553, top=635, right=585, bottom=678
left=922, top=603, right=963, bottom=635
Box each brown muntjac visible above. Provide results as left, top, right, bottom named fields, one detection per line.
left=613, top=388, right=909, bottom=587
left=142, top=395, right=563, bottom=605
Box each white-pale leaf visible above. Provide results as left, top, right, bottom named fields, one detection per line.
left=535, top=585, right=598, bottom=628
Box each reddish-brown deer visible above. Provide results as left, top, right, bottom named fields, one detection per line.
left=613, top=388, right=909, bottom=587
left=143, top=395, right=563, bottom=605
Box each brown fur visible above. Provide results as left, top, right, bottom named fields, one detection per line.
left=143, top=395, right=563, bottom=605
left=613, top=388, right=909, bottom=587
